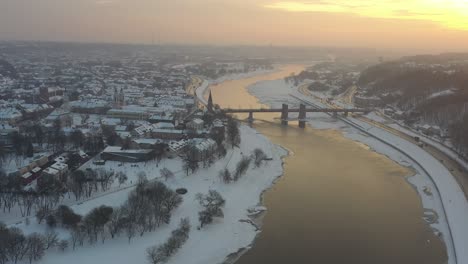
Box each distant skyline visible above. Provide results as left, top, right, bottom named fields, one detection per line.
left=1, top=0, right=468, bottom=53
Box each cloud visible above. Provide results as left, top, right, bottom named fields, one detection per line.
left=392, top=9, right=442, bottom=17
left=263, top=1, right=468, bottom=30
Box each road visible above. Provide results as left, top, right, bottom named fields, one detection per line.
left=358, top=115, right=468, bottom=200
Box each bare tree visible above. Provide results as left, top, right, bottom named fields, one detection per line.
left=25, top=233, right=46, bottom=264
left=226, top=117, right=240, bottom=147
left=83, top=205, right=113, bottom=244
left=182, top=145, right=200, bottom=176
left=196, top=190, right=226, bottom=228
left=252, top=148, right=267, bottom=167
left=58, top=240, right=68, bottom=252
left=0, top=222, right=9, bottom=264
left=146, top=218, right=190, bottom=264
left=117, top=172, right=128, bottom=187
left=234, top=156, right=251, bottom=181
left=70, top=227, right=81, bottom=250
left=70, top=130, right=84, bottom=150
left=6, top=227, right=28, bottom=264
left=96, top=169, right=114, bottom=191
left=35, top=206, right=50, bottom=224
left=125, top=221, right=137, bottom=243
left=137, top=171, right=148, bottom=185
left=107, top=207, right=124, bottom=239
left=160, top=168, right=174, bottom=181
left=219, top=168, right=232, bottom=184
left=43, top=230, right=59, bottom=250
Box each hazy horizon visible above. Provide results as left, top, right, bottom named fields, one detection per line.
left=1, top=0, right=468, bottom=53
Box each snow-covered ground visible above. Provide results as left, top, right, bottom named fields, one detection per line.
left=5, top=125, right=287, bottom=264
left=428, top=89, right=455, bottom=99
left=247, top=78, right=468, bottom=264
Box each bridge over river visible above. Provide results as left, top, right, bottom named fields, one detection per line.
left=222, top=103, right=371, bottom=128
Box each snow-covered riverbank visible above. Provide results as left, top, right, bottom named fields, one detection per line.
left=247, top=78, right=468, bottom=264
left=4, top=125, right=287, bottom=264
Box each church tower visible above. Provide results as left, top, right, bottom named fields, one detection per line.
left=119, top=88, right=125, bottom=107
left=207, top=91, right=213, bottom=112
left=113, top=87, right=124, bottom=108
left=113, top=87, right=119, bottom=108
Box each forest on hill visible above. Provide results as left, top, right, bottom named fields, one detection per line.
left=357, top=54, right=468, bottom=156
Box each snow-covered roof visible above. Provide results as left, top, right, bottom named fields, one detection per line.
left=192, top=138, right=217, bottom=152
left=115, top=125, right=128, bottom=131
left=0, top=123, right=17, bottom=131
left=45, top=108, right=70, bottom=120
left=149, top=114, right=174, bottom=121
left=213, top=119, right=224, bottom=128
left=152, top=128, right=184, bottom=134
left=54, top=156, right=67, bottom=163
left=79, top=150, right=88, bottom=159
left=101, top=117, right=121, bottom=126
left=51, top=162, right=68, bottom=171
left=153, top=122, right=175, bottom=129
left=116, top=131, right=132, bottom=138
left=21, top=172, right=32, bottom=179
left=103, top=146, right=153, bottom=154
left=133, top=138, right=164, bottom=145
left=70, top=99, right=110, bottom=109
left=0, top=107, right=22, bottom=120
left=43, top=167, right=59, bottom=176
left=190, top=118, right=204, bottom=125
left=169, top=139, right=189, bottom=152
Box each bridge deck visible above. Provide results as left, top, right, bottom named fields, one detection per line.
left=222, top=108, right=369, bottom=113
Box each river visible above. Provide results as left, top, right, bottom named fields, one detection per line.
left=208, top=65, right=447, bottom=264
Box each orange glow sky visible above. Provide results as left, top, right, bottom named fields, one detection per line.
left=1, top=0, right=467, bottom=52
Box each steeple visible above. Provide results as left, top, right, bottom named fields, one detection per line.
left=207, top=90, right=213, bottom=112
left=119, top=87, right=125, bottom=107
left=113, top=87, right=118, bottom=104
left=113, top=87, right=124, bottom=108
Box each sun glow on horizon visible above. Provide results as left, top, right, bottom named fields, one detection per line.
left=264, top=0, right=468, bottom=30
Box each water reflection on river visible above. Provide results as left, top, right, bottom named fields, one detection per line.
left=209, top=66, right=447, bottom=264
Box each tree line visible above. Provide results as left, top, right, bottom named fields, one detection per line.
left=0, top=223, right=68, bottom=264
left=0, top=168, right=120, bottom=219
left=219, top=148, right=267, bottom=184
left=0, top=180, right=183, bottom=263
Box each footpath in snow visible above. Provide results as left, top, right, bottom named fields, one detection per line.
left=5, top=125, right=287, bottom=264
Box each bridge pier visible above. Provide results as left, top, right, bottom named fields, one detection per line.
left=281, top=104, right=288, bottom=126
left=221, top=106, right=370, bottom=123
left=248, top=111, right=254, bottom=123
left=298, top=104, right=306, bottom=128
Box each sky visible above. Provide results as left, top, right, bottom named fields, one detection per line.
left=1, top=0, right=468, bottom=53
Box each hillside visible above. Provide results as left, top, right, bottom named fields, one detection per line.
left=357, top=53, right=468, bottom=155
